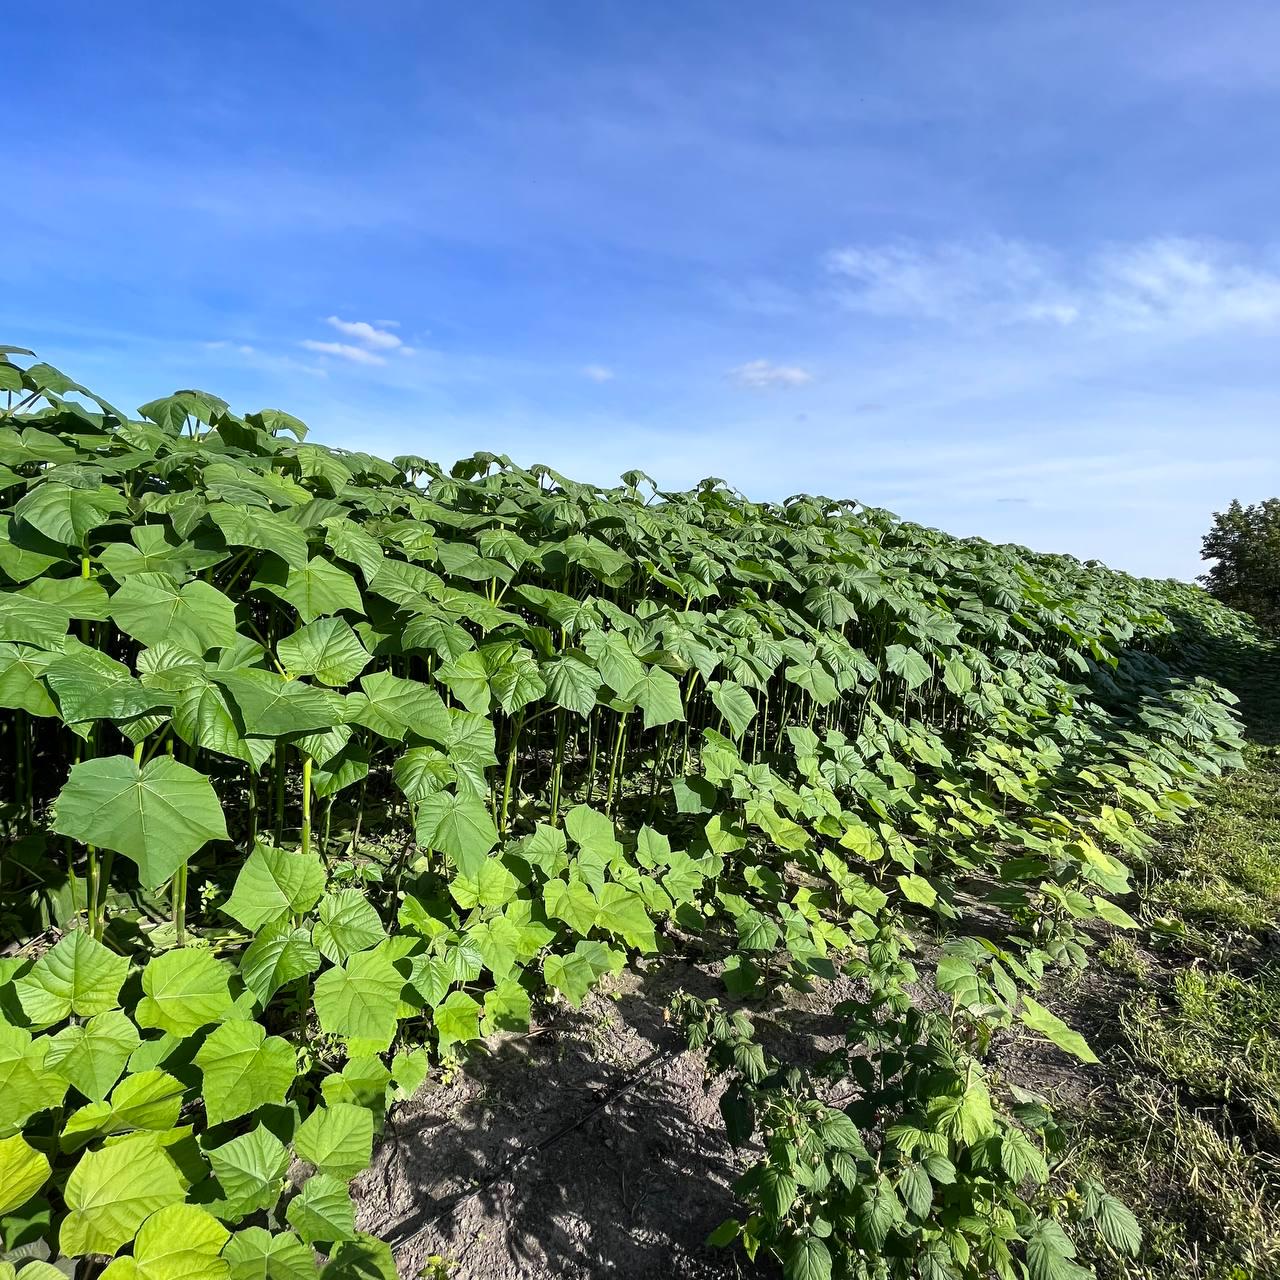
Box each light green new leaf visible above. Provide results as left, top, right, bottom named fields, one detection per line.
left=541, top=952, right=597, bottom=1007
left=0, top=1022, right=67, bottom=1131
left=195, top=1022, right=297, bottom=1126
left=592, top=884, right=657, bottom=952
left=136, top=947, right=234, bottom=1037
left=52, top=755, right=228, bottom=889
left=45, top=1009, right=140, bottom=1101
left=942, top=655, right=973, bottom=696
left=1019, top=996, right=1100, bottom=1064
left=896, top=874, right=938, bottom=908
left=98, top=1202, right=231, bottom=1280
left=60, top=1070, right=186, bottom=1146
left=482, top=978, right=531, bottom=1035
left=284, top=1174, right=355, bottom=1246
left=433, top=990, right=482, bottom=1051
left=313, top=891, right=387, bottom=964
left=59, top=1133, right=185, bottom=1257
left=313, top=950, right=402, bottom=1048
left=221, top=1227, right=317, bottom=1280
left=15, top=929, right=129, bottom=1025
left=293, top=1103, right=373, bottom=1180
left=449, top=859, right=518, bottom=910
left=543, top=878, right=598, bottom=936
left=322, top=1235, right=398, bottom=1280
left=0, top=1132, right=50, bottom=1215
left=222, top=844, right=327, bottom=933
left=207, top=1125, right=290, bottom=1221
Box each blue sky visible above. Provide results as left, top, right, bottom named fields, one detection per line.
left=6, top=2, right=1279, bottom=580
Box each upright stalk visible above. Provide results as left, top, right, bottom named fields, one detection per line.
left=300, top=754, right=313, bottom=857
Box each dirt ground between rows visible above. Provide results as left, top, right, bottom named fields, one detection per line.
left=355, top=920, right=1110, bottom=1280
left=356, top=952, right=862, bottom=1280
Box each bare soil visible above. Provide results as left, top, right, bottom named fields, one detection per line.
left=357, top=954, right=862, bottom=1279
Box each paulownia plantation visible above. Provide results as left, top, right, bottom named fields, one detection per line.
left=0, top=346, right=1267, bottom=1279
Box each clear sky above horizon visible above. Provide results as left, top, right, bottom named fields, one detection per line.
left=6, top=2, right=1279, bottom=580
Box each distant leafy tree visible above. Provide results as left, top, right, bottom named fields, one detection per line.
left=1200, top=498, right=1280, bottom=632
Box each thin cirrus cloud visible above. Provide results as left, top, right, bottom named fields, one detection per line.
left=325, top=315, right=404, bottom=350
left=299, top=316, right=416, bottom=366
left=730, top=359, right=814, bottom=389
left=825, top=236, right=1280, bottom=336
left=581, top=364, right=615, bottom=382
left=299, top=339, right=388, bottom=366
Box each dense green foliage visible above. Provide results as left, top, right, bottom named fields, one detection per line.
left=0, top=345, right=1266, bottom=1277
left=1200, top=497, right=1280, bottom=633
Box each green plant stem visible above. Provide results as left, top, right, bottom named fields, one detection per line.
left=500, top=710, right=525, bottom=836
left=300, top=753, right=313, bottom=858
left=173, top=863, right=188, bottom=945
left=605, top=712, right=628, bottom=814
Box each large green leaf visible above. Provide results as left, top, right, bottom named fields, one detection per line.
left=45, top=1009, right=140, bottom=1101
left=709, top=680, right=756, bottom=738
left=345, top=671, right=449, bottom=743
left=312, top=950, right=403, bottom=1048
left=240, top=923, right=322, bottom=1005
left=15, top=929, right=129, bottom=1025
left=284, top=1173, right=355, bottom=1246
left=216, top=669, right=338, bottom=737
left=44, top=644, right=170, bottom=723
left=97, top=1203, right=231, bottom=1280
left=59, top=1133, right=186, bottom=1257
left=0, top=1132, right=50, bottom=1215
left=207, top=1125, right=290, bottom=1221
left=541, top=652, right=602, bottom=717
left=207, top=502, right=310, bottom=570
left=252, top=555, right=363, bottom=623
left=222, top=844, right=326, bottom=933
left=1019, top=996, right=1100, bottom=1064
left=277, top=618, right=370, bottom=687
left=414, top=790, right=498, bottom=877
left=221, top=1227, right=317, bottom=1280
left=293, top=1103, right=373, bottom=1179
left=14, top=481, right=124, bottom=547
left=195, top=1021, right=297, bottom=1126
left=313, top=890, right=387, bottom=964
left=52, top=755, right=228, bottom=889
left=622, top=665, right=685, bottom=729
left=885, top=643, right=932, bottom=690
left=136, top=947, right=234, bottom=1037
left=109, top=573, right=239, bottom=652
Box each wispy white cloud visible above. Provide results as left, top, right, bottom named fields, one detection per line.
left=582, top=364, right=615, bottom=382
left=300, top=339, right=387, bottom=366
left=826, top=236, right=1280, bottom=336
left=324, top=316, right=403, bottom=350
left=730, top=359, right=813, bottom=389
